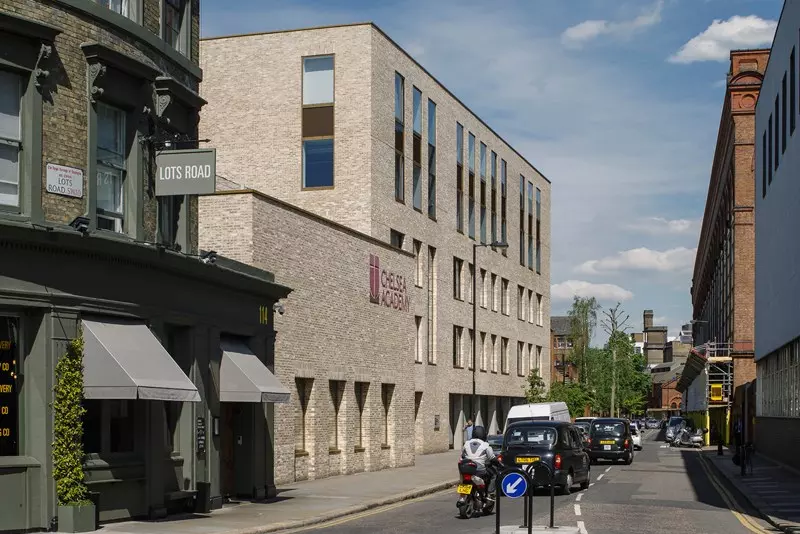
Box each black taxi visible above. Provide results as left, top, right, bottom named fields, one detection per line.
left=500, top=421, right=590, bottom=495
left=587, top=418, right=634, bottom=464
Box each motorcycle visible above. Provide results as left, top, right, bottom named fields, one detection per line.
left=671, top=427, right=707, bottom=448
left=456, top=458, right=497, bottom=519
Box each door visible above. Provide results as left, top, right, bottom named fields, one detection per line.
left=570, top=428, right=589, bottom=480
left=220, top=404, right=235, bottom=498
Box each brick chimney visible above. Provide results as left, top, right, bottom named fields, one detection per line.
left=644, top=309, right=654, bottom=329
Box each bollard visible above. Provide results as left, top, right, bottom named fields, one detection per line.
left=527, top=487, right=533, bottom=534
left=717, top=439, right=723, bottom=456
left=549, top=478, right=555, bottom=528
left=522, top=493, right=528, bottom=528
left=495, top=485, right=501, bottom=534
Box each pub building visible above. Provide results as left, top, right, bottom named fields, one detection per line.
left=0, top=2, right=293, bottom=531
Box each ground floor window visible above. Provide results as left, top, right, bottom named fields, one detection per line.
left=0, top=317, right=20, bottom=456
left=82, top=399, right=136, bottom=454
left=329, top=380, right=344, bottom=451
left=295, top=378, right=313, bottom=453
left=757, top=338, right=800, bottom=418
left=354, top=382, right=368, bottom=450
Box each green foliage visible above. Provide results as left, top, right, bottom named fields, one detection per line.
left=52, top=336, right=90, bottom=506
left=524, top=368, right=548, bottom=403
left=567, top=296, right=600, bottom=386
left=547, top=382, right=591, bottom=419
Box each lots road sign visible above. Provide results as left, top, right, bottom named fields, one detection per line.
left=501, top=471, right=528, bottom=499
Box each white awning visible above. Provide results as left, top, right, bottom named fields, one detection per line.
left=219, top=338, right=290, bottom=403
left=82, top=318, right=200, bottom=402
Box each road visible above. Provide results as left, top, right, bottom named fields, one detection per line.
left=283, top=429, right=776, bottom=534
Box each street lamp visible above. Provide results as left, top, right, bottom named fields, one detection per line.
left=472, top=241, right=509, bottom=424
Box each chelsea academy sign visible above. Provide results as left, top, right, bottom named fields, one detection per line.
left=369, top=254, right=410, bottom=312
left=155, top=148, right=216, bottom=196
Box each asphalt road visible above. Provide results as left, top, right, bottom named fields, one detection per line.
left=285, top=429, right=777, bottom=534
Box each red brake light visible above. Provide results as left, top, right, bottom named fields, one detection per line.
left=587, top=438, right=592, bottom=445
left=554, top=454, right=562, bottom=469
left=624, top=439, right=629, bottom=448
left=462, top=474, right=472, bottom=482
left=497, top=454, right=503, bottom=463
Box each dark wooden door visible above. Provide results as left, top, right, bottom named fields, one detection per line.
left=220, top=404, right=235, bottom=497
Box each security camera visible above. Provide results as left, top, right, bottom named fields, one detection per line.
left=273, top=302, right=285, bottom=316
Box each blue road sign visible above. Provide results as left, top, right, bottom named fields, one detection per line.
left=501, top=472, right=528, bottom=498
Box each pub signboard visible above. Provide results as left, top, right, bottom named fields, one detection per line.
left=155, top=148, right=216, bottom=196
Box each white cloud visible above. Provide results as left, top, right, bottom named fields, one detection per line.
left=626, top=217, right=700, bottom=235
left=551, top=280, right=634, bottom=302
left=576, top=247, right=697, bottom=274
left=669, top=15, right=777, bottom=64
left=561, top=1, right=663, bottom=48
left=653, top=315, right=668, bottom=325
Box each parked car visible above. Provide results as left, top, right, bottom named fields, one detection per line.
left=630, top=423, right=642, bottom=450
left=646, top=418, right=660, bottom=429
left=588, top=418, right=634, bottom=464
left=501, top=421, right=591, bottom=495
left=487, top=434, right=504, bottom=454
left=573, top=421, right=591, bottom=438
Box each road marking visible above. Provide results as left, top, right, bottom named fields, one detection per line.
left=697, top=453, right=771, bottom=534
left=604, top=466, right=612, bottom=473
left=576, top=492, right=583, bottom=501
left=589, top=482, right=595, bottom=487
left=574, top=504, right=581, bottom=516
left=596, top=474, right=604, bottom=480
left=577, top=520, right=588, bottom=534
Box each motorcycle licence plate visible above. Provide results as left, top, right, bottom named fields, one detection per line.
left=457, top=484, right=472, bottom=495
left=515, top=456, right=540, bottom=464
left=603, top=445, right=611, bottom=450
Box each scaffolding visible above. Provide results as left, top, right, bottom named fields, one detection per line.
left=703, top=341, right=734, bottom=405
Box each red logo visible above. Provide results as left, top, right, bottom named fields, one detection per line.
left=369, top=254, right=380, bottom=303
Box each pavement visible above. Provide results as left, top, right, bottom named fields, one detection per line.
left=96, top=451, right=459, bottom=534
left=704, top=446, right=800, bottom=534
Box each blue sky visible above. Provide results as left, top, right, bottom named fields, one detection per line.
left=201, top=0, right=781, bottom=341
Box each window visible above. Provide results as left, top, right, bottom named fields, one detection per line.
left=782, top=73, right=787, bottom=154
left=302, top=56, right=335, bottom=188
left=527, top=181, right=534, bottom=269
left=395, top=73, right=405, bottom=202
left=427, top=246, right=437, bottom=364
left=490, top=151, right=497, bottom=245
left=774, top=96, right=779, bottom=171
left=536, top=293, right=543, bottom=326
left=98, top=0, right=134, bottom=19
left=501, top=278, right=509, bottom=315
left=0, top=317, right=19, bottom=456
left=96, top=103, right=127, bottom=232
left=295, top=378, right=313, bottom=452
left=491, top=273, right=497, bottom=311
left=768, top=115, right=773, bottom=183
left=413, top=239, right=423, bottom=287
left=528, top=289, right=535, bottom=324
left=468, top=133, right=476, bottom=239
left=329, top=380, right=344, bottom=450
left=491, top=334, right=498, bottom=373
left=792, top=48, right=796, bottom=135
left=355, top=382, right=368, bottom=449
left=428, top=99, right=437, bottom=219
left=762, top=131, right=767, bottom=198
left=453, top=257, right=463, bottom=300
left=500, top=159, right=507, bottom=256
left=390, top=229, right=405, bottom=249
left=480, top=332, right=487, bottom=371
left=415, top=316, right=423, bottom=363
left=83, top=399, right=136, bottom=454
left=412, top=86, right=422, bottom=211
left=456, top=122, right=464, bottom=232
left=519, top=175, right=525, bottom=266
left=517, top=342, right=525, bottom=377
left=468, top=329, right=474, bottom=370
left=453, top=326, right=463, bottom=367
left=528, top=343, right=535, bottom=372
left=381, top=384, right=394, bottom=447
left=162, top=0, right=187, bottom=55
left=480, top=142, right=487, bottom=244
left=501, top=337, right=509, bottom=374
left=517, top=285, right=525, bottom=320
left=536, top=345, right=542, bottom=372
left=0, top=71, right=21, bottom=208
left=480, top=268, right=487, bottom=308
left=535, top=187, right=542, bottom=274
left=468, top=263, right=474, bottom=304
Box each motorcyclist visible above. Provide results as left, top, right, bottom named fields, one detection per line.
left=461, top=425, right=500, bottom=499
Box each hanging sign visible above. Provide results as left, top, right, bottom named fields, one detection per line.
left=155, top=148, right=216, bottom=196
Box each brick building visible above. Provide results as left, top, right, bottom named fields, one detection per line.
left=754, top=1, right=800, bottom=471
left=550, top=315, right=577, bottom=383
left=198, top=23, right=551, bottom=484
left=630, top=310, right=668, bottom=366
left=683, top=49, right=769, bottom=448
left=0, top=1, right=295, bottom=529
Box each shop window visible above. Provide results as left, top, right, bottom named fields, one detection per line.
left=0, top=317, right=20, bottom=456
left=329, top=380, right=344, bottom=451
left=354, top=382, right=368, bottom=450
left=381, top=383, right=394, bottom=447
left=81, top=399, right=136, bottom=455
left=295, top=378, right=313, bottom=453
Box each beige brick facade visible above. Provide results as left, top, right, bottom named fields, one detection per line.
left=199, top=23, right=552, bottom=484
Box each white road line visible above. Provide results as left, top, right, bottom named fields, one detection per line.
left=589, top=482, right=595, bottom=487
left=597, top=474, right=604, bottom=480
left=574, top=504, right=582, bottom=516
left=604, top=466, right=612, bottom=473
left=576, top=492, right=583, bottom=501
left=577, top=520, right=588, bottom=534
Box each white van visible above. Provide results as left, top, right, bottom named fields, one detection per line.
left=504, top=402, right=571, bottom=429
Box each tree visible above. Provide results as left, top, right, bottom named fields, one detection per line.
left=524, top=368, right=547, bottom=403
left=548, top=382, right=591, bottom=419
left=568, top=296, right=600, bottom=387
left=601, top=303, right=631, bottom=418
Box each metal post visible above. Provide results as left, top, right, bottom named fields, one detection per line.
left=549, top=479, right=555, bottom=528
left=472, top=244, right=477, bottom=420
left=741, top=384, right=748, bottom=476
left=495, top=484, right=501, bottom=534
left=522, top=493, right=528, bottom=528
left=527, top=488, right=533, bottom=534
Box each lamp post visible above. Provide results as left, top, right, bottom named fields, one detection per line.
left=472, top=241, right=509, bottom=424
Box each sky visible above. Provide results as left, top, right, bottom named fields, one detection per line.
left=201, top=0, right=782, bottom=342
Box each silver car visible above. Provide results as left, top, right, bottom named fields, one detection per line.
left=665, top=416, right=685, bottom=441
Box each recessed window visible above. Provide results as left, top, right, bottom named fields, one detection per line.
left=527, top=181, right=534, bottom=269
left=456, top=122, right=464, bottom=232
left=517, top=285, right=525, bottom=321
left=427, top=246, right=437, bottom=364
left=302, top=139, right=334, bottom=188
left=412, top=88, right=422, bottom=211
left=412, top=87, right=422, bottom=135
left=427, top=99, right=437, bottom=219
left=413, top=239, right=423, bottom=287
left=96, top=102, right=127, bottom=232
left=453, top=257, right=463, bottom=300
left=782, top=73, right=787, bottom=153
left=162, top=0, right=187, bottom=55
left=415, top=316, right=423, bottom=363
left=768, top=116, right=773, bottom=183
left=0, top=71, right=21, bottom=208
left=395, top=73, right=405, bottom=203
left=390, top=229, right=405, bottom=249
left=490, top=151, right=497, bottom=245
left=536, top=293, right=543, bottom=325
left=519, top=174, right=525, bottom=266
left=97, top=0, right=138, bottom=21
left=500, top=159, right=507, bottom=256
left=303, top=56, right=334, bottom=105
left=762, top=131, right=767, bottom=198
left=535, top=187, right=542, bottom=274
left=774, top=96, right=779, bottom=171
left=468, top=133, right=475, bottom=239
left=501, top=278, right=509, bottom=315
left=480, top=142, right=487, bottom=244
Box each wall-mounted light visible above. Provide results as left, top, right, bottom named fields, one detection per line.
left=69, top=216, right=90, bottom=235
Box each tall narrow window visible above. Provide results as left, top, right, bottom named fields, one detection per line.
left=501, top=278, right=509, bottom=315
left=762, top=131, right=767, bottom=198
left=491, top=334, right=498, bottom=373
left=528, top=289, right=535, bottom=324
left=535, top=187, right=542, bottom=274
left=480, top=142, right=487, bottom=244
left=480, top=269, right=487, bottom=308
left=415, top=316, right=423, bottom=363
left=0, top=71, right=22, bottom=208
left=395, top=73, right=405, bottom=202
left=162, top=0, right=186, bottom=54
left=295, top=378, right=313, bottom=453
left=355, top=382, right=368, bottom=448
left=527, top=181, right=534, bottom=269
left=413, top=239, right=423, bottom=287
left=480, top=332, right=487, bottom=371
left=468, top=263, right=474, bottom=304
left=536, top=345, right=542, bottom=372
left=453, top=258, right=463, bottom=300
left=381, top=384, right=393, bottom=447
left=491, top=273, right=497, bottom=311
left=536, top=293, right=543, bottom=326
left=0, top=317, right=20, bottom=456
left=501, top=337, right=509, bottom=374
left=468, top=133, right=476, bottom=239
left=428, top=99, right=437, bottom=219
left=789, top=47, right=797, bottom=135
left=390, top=229, right=404, bottom=249
left=453, top=326, right=463, bottom=367
left=774, top=96, right=780, bottom=171
left=468, top=328, right=474, bottom=370
left=519, top=175, right=525, bottom=266
left=329, top=380, right=344, bottom=450
left=456, top=123, right=464, bottom=232
left=412, top=86, right=422, bottom=211
left=500, top=159, right=507, bottom=256
left=302, top=56, right=335, bottom=188
left=769, top=115, right=773, bottom=182
left=490, top=151, right=497, bottom=245
left=96, top=103, right=127, bottom=232
left=517, top=342, right=525, bottom=377
left=427, top=246, right=437, bottom=363
left=782, top=73, right=788, bottom=153
left=517, top=285, right=525, bottom=321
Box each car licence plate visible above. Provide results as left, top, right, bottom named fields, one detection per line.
left=457, top=484, right=472, bottom=495
left=603, top=445, right=611, bottom=450
left=600, top=440, right=615, bottom=445
left=515, top=456, right=540, bottom=464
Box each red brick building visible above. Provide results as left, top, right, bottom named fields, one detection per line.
left=550, top=316, right=578, bottom=384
